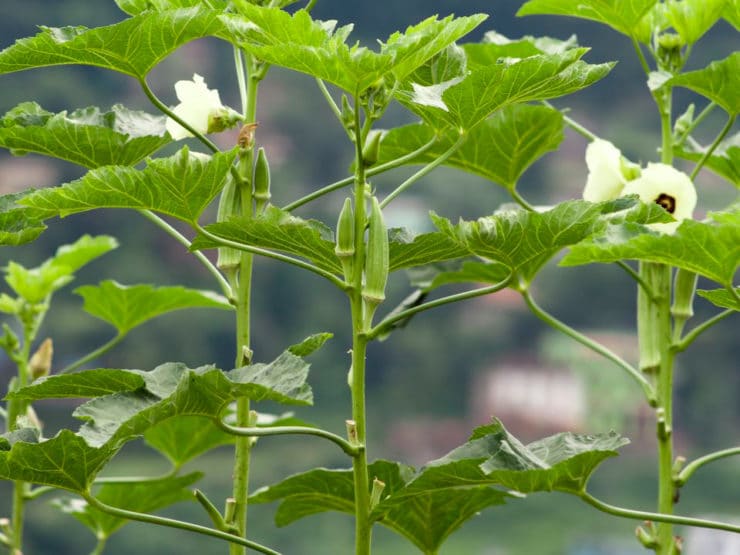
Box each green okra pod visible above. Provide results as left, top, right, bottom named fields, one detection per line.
left=253, top=146, right=271, bottom=213
left=362, top=196, right=389, bottom=326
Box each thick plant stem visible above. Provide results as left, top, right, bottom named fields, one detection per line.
left=230, top=51, right=261, bottom=555
left=350, top=96, right=372, bottom=555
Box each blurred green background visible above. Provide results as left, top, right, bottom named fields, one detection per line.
left=0, top=1, right=738, bottom=554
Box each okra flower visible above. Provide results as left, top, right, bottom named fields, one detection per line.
left=582, top=139, right=640, bottom=202
left=621, top=163, right=697, bottom=233
left=166, top=74, right=241, bottom=140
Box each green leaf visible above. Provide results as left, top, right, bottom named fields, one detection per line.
left=144, top=416, right=234, bottom=467
left=223, top=5, right=485, bottom=93
left=400, top=48, right=612, bottom=132
left=517, top=0, right=659, bottom=38
left=53, top=472, right=202, bottom=538
left=4, top=235, right=118, bottom=303
left=561, top=210, right=740, bottom=286
left=1, top=350, right=318, bottom=491
left=414, top=260, right=513, bottom=292
left=675, top=132, right=739, bottom=186
left=287, top=332, right=333, bottom=357
left=388, top=229, right=469, bottom=273
left=696, top=287, right=740, bottom=310
left=666, top=0, right=730, bottom=44
left=0, top=102, right=169, bottom=168
left=193, top=206, right=343, bottom=276
left=432, top=201, right=610, bottom=285
left=0, top=191, right=49, bottom=246
left=20, top=148, right=237, bottom=225
left=116, top=0, right=230, bottom=15
left=670, top=53, right=740, bottom=116
left=74, top=280, right=232, bottom=335
left=464, top=33, right=580, bottom=68
left=403, top=419, right=628, bottom=495
left=0, top=8, right=228, bottom=79
left=724, top=0, right=740, bottom=29
left=0, top=427, right=40, bottom=450
left=378, top=104, right=564, bottom=188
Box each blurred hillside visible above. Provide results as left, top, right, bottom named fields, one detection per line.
left=0, top=2, right=738, bottom=554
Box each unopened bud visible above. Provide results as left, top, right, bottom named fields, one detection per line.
left=362, top=130, right=382, bottom=168
left=29, top=338, right=53, bottom=380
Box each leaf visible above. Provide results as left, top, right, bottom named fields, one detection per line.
left=725, top=0, right=740, bottom=29
left=666, top=0, right=730, bottom=44
left=0, top=191, right=50, bottom=246
left=400, top=48, right=612, bottom=132
left=562, top=210, right=740, bottom=286
left=223, top=5, right=485, bottom=93
left=115, top=0, right=230, bottom=15
left=0, top=427, right=40, bottom=450
left=402, top=419, right=628, bottom=496
left=388, top=229, right=469, bottom=273
left=378, top=104, right=564, bottom=188
left=414, top=260, right=513, bottom=292
left=53, top=472, right=202, bottom=538
left=517, top=0, right=659, bottom=38
left=696, top=287, right=740, bottom=310
left=287, top=332, right=333, bottom=357
left=74, top=280, right=232, bottom=335
left=432, top=201, right=609, bottom=286
left=20, top=148, right=237, bottom=225
left=193, top=206, right=343, bottom=276
left=465, top=32, right=580, bottom=66
left=249, top=459, right=511, bottom=553
left=0, top=102, right=169, bottom=168
left=675, top=132, right=739, bottom=186
left=0, top=7, right=228, bottom=79
left=1, top=349, right=318, bottom=491
left=4, top=235, right=118, bottom=303
left=144, top=416, right=234, bottom=467
left=670, top=53, right=740, bottom=116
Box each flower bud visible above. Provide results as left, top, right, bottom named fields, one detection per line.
left=335, top=198, right=355, bottom=281
left=362, top=197, right=389, bottom=325
left=253, top=147, right=271, bottom=213
left=29, top=338, right=53, bottom=381
left=362, top=130, right=382, bottom=168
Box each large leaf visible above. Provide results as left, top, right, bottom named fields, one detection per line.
left=388, top=229, right=469, bottom=273
left=2, top=350, right=317, bottom=491
left=0, top=102, right=168, bottom=168
left=222, top=5, right=485, bottom=93
left=53, top=472, right=202, bottom=539
left=4, top=235, right=118, bottom=303
left=675, top=132, right=739, bottom=187
left=0, top=192, right=51, bottom=246
left=666, top=0, right=730, bottom=44
left=75, top=280, right=232, bottom=335
left=696, top=287, right=740, bottom=311
left=670, top=53, right=740, bottom=116
left=400, top=48, right=612, bottom=132
left=0, top=7, right=228, bottom=79
left=377, top=104, right=564, bottom=188
left=561, top=210, right=740, bottom=286
left=143, top=416, right=234, bottom=468
left=193, top=206, right=343, bottom=276
left=517, top=0, right=659, bottom=38
left=250, top=460, right=512, bottom=554
left=19, top=148, right=237, bottom=225
left=401, top=420, right=628, bottom=496
left=725, top=0, right=740, bottom=29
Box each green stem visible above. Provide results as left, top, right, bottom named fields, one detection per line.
left=139, top=78, right=220, bottom=154
left=522, top=288, right=656, bottom=404
left=509, top=187, right=536, bottom=211
left=657, top=87, right=674, bottom=164
left=673, top=308, right=735, bottom=352
left=315, top=78, right=351, bottom=138
left=631, top=36, right=652, bottom=77
left=216, top=420, right=359, bottom=456
left=58, top=334, right=125, bottom=374
left=367, top=277, right=512, bottom=341
left=137, top=210, right=232, bottom=299
left=83, top=495, right=280, bottom=555
left=689, top=115, right=735, bottom=180
left=616, top=261, right=655, bottom=298
left=350, top=95, right=372, bottom=555
left=195, top=225, right=347, bottom=290
left=282, top=137, right=439, bottom=212
left=675, top=447, right=740, bottom=486
left=90, top=537, right=107, bottom=555
left=674, top=102, right=716, bottom=148
left=579, top=491, right=740, bottom=534
left=379, top=135, right=467, bottom=209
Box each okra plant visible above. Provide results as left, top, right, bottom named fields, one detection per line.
left=0, top=1, right=738, bottom=554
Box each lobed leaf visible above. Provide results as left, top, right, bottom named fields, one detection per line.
left=666, top=0, right=730, bottom=44
left=193, top=206, right=343, bottom=276
left=0, top=191, right=51, bottom=246
left=517, top=0, right=659, bottom=38
left=19, top=148, right=237, bottom=225
left=0, top=8, right=228, bottom=79
left=696, top=287, right=740, bottom=311
left=116, top=0, right=230, bottom=15
left=53, top=472, right=202, bottom=538
left=388, top=229, right=469, bottom=273
left=669, top=53, right=740, bottom=116
left=675, top=132, right=739, bottom=187
left=561, top=210, right=740, bottom=286
left=0, top=102, right=169, bottom=169
left=75, top=280, right=232, bottom=335
left=144, top=416, right=234, bottom=467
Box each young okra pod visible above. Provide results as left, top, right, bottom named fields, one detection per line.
left=335, top=198, right=355, bottom=281
left=216, top=175, right=242, bottom=271
left=362, top=197, right=389, bottom=326
left=253, top=146, right=271, bottom=213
